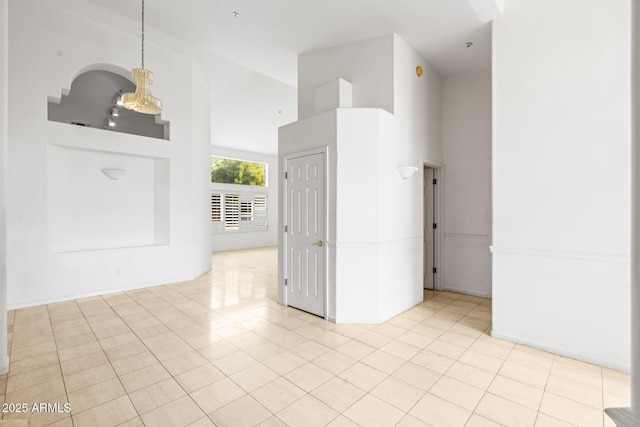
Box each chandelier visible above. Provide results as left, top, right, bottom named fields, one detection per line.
left=121, top=0, right=163, bottom=115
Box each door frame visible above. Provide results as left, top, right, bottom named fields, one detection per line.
left=282, top=147, right=329, bottom=319
left=424, top=162, right=444, bottom=291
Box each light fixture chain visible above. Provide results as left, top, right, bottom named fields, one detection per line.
left=141, top=0, right=145, bottom=69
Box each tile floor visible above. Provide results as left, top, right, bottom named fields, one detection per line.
left=0, top=246, right=630, bottom=426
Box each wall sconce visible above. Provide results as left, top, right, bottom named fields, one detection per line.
left=397, top=166, right=419, bottom=180
left=101, top=168, right=127, bottom=180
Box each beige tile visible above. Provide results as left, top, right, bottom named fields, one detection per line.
left=209, top=395, right=272, bottom=427
left=103, top=340, right=147, bottom=362
left=361, top=349, right=406, bottom=374
left=507, top=347, right=554, bottom=373
left=290, top=340, right=331, bottom=361
left=545, top=374, right=602, bottom=409
left=343, top=394, right=405, bottom=427
left=471, top=338, right=513, bottom=359
left=198, top=341, right=239, bottom=362
left=396, top=414, right=432, bottom=426
left=56, top=332, right=97, bottom=350
left=465, top=414, right=503, bottom=427
left=268, top=331, right=307, bottom=349
left=5, top=377, right=64, bottom=405
left=6, top=364, right=62, bottom=394
left=550, top=360, right=602, bottom=390
left=190, top=377, right=246, bottom=414
left=12, top=341, right=57, bottom=362
left=392, top=362, right=440, bottom=391
left=119, top=363, right=171, bottom=393
left=371, top=376, right=425, bottom=412
left=211, top=350, right=257, bottom=376
left=312, top=350, right=357, bottom=375
left=355, top=330, right=393, bottom=348
left=311, top=377, right=366, bottom=412
left=175, top=363, right=225, bottom=393
left=8, top=352, right=59, bottom=375
left=326, top=415, right=361, bottom=427
left=488, top=375, right=544, bottom=410
left=475, top=393, right=537, bottom=427
left=140, top=395, right=206, bottom=427
left=277, top=395, right=338, bottom=427
left=72, top=395, right=138, bottom=427
left=459, top=349, right=504, bottom=373
left=60, top=350, right=109, bottom=376
left=111, top=350, right=158, bottom=376
left=539, top=392, right=604, bottom=427
left=373, top=323, right=406, bottom=339
left=284, top=362, right=333, bottom=392
left=229, top=363, right=279, bottom=393
left=262, top=350, right=307, bottom=375
left=117, top=418, right=146, bottom=427
left=67, top=377, right=126, bottom=413
left=411, top=349, right=456, bottom=374
left=337, top=362, right=387, bottom=391
left=409, top=393, right=471, bottom=427
left=161, top=350, right=208, bottom=376
left=396, top=331, right=435, bottom=349
left=380, top=340, right=421, bottom=360
left=251, top=377, right=306, bottom=413
left=64, top=363, right=116, bottom=393
left=335, top=340, right=376, bottom=361
left=187, top=417, right=217, bottom=427
left=534, top=413, right=575, bottom=427
left=498, top=360, right=549, bottom=389
left=430, top=376, right=484, bottom=411
left=128, top=378, right=186, bottom=414
left=446, top=361, right=495, bottom=389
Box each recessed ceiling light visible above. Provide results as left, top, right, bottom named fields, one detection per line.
left=232, top=12, right=239, bottom=18
left=465, top=42, right=473, bottom=48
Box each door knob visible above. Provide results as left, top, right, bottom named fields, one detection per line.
left=313, top=240, right=323, bottom=247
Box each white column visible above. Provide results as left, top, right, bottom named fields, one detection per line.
left=606, top=2, right=640, bottom=425
left=0, top=0, right=10, bottom=375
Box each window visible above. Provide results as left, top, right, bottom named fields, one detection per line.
left=212, top=192, right=267, bottom=233
left=211, top=194, right=221, bottom=222
left=211, top=157, right=267, bottom=187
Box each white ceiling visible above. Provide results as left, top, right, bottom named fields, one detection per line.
left=47, top=0, right=492, bottom=154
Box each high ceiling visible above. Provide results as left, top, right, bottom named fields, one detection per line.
left=80, top=0, right=491, bottom=86
left=46, top=0, right=493, bottom=154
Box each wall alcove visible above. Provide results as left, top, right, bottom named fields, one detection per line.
left=48, top=69, right=170, bottom=140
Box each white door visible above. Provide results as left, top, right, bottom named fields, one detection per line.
left=424, top=167, right=435, bottom=290
left=285, top=152, right=326, bottom=317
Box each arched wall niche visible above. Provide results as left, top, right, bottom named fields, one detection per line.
left=48, top=65, right=170, bottom=140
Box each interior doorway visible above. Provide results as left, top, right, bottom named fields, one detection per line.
left=283, top=150, right=327, bottom=318
left=424, top=165, right=439, bottom=290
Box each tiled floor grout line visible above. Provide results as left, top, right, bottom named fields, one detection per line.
left=0, top=248, right=630, bottom=427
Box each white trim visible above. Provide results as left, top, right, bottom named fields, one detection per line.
left=442, top=286, right=491, bottom=299
left=490, top=245, right=630, bottom=263
left=491, top=329, right=630, bottom=373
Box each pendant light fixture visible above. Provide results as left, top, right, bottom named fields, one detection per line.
left=121, top=0, right=163, bottom=115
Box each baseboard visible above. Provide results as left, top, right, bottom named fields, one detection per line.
left=443, top=286, right=491, bottom=299
left=491, top=329, right=630, bottom=373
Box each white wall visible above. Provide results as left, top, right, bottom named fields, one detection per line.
left=492, top=0, right=631, bottom=370
left=0, top=0, right=9, bottom=373
left=210, top=146, right=278, bottom=252
left=280, top=34, right=443, bottom=323
left=443, top=72, right=492, bottom=297
left=7, top=1, right=211, bottom=308
left=298, top=35, right=395, bottom=120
